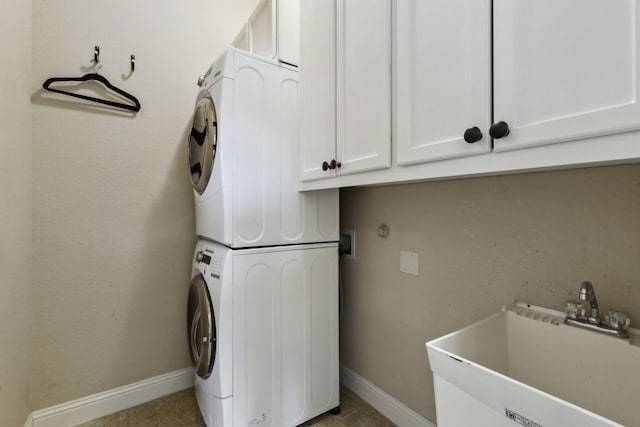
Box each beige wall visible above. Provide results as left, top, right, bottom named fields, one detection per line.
left=0, top=0, right=33, bottom=425
left=31, top=0, right=259, bottom=409
left=340, top=163, right=640, bottom=424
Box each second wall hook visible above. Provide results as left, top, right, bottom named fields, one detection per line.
left=93, top=45, right=102, bottom=71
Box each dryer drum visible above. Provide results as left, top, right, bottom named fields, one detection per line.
left=187, top=274, right=217, bottom=379
left=187, top=95, right=217, bottom=194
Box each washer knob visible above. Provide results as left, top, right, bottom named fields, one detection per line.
left=196, top=251, right=204, bottom=262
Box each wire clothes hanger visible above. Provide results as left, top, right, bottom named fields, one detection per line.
left=42, top=46, right=141, bottom=112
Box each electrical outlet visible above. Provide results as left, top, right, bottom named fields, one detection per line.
left=340, top=229, right=356, bottom=261
left=400, top=251, right=419, bottom=276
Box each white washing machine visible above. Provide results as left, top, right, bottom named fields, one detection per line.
left=188, top=239, right=340, bottom=427
left=188, top=241, right=233, bottom=427
left=187, top=48, right=339, bottom=248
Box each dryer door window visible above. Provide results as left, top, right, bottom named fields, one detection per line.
left=188, top=95, right=217, bottom=194
left=187, top=274, right=217, bottom=379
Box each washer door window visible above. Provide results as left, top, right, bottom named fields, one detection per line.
left=187, top=274, right=216, bottom=379
left=188, top=95, right=217, bottom=194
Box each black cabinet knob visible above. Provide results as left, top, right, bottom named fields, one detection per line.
left=489, top=121, right=510, bottom=139
left=322, top=159, right=342, bottom=171
left=463, top=127, right=483, bottom=144
left=329, top=159, right=342, bottom=169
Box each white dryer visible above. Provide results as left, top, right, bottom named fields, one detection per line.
left=188, top=239, right=340, bottom=427
left=187, top=48, right=339, bottom=248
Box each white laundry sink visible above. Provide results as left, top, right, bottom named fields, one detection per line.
left=426, top=302, right=640, bottom=427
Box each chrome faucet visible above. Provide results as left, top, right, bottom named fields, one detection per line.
left=579, top=280, right=600, bottom=324
left=565, top=280, right=631, bottom=339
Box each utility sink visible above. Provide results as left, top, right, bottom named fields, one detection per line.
left=426, top=303, right=640, bottom=427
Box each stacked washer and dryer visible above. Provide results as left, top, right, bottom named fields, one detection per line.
left=186, top=48, right=340, bottom=427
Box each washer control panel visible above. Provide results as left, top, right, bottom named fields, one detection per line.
left=195, top=243, right=226, bottom=280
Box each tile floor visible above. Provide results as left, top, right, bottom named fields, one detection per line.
left=76, top=385, right=395, bottom=426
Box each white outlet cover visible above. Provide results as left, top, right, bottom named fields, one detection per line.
left=400, top=251, right=419, bottom=276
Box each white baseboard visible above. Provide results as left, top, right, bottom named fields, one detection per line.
left=24, top=365, right=433, bottom=427
left=26, top=367, right=194, bottom=427
left=340, top=365, right=435, bottom=427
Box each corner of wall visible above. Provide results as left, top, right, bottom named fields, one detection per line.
left=0, top=0, right=33, bottom=425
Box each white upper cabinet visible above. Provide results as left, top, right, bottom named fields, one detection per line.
left=336, top=0, right=392, bottom=175
left=493, top=0, right=640, bottom=151
left=299, top=0, right=640, bottom=190
left=232, top=0, right=300, bottom=66
left=395, top=0, right=492, bottom=165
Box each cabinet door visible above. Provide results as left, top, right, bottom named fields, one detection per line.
left=299, top=0, right=337, bottom=181
left=336, top=0, right=391, bottom=175
left=493, top=0, right=640, bottom=151
left=277, top=0, right=299, bottom=66
left=396, top=0, right=491, bottom=166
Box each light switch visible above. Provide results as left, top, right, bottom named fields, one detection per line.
left=400, top=251, right=419, bottom=276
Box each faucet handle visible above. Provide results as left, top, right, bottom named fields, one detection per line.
left=605, top=310, right=631, bottom=331
left=565, top=300, right=586, bottom=320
